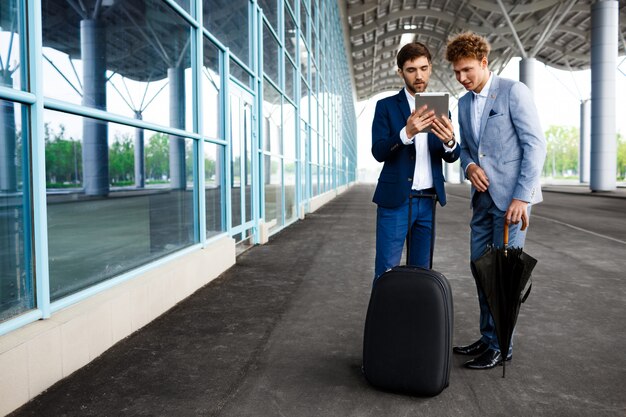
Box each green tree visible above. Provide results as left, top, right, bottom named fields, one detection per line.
left=44, top=123, right=81, bottom=187
left=109, top=133, right=134, bottom=184
left=145, top=132, right=169, bottom=182
left=543, top=125, right=579, bottom=178
left=617, top=132, right=626, bottom=180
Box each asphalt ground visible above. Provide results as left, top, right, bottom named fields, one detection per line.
left=8, top=183, right=626, bottom=417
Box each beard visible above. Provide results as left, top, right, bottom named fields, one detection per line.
left=406, top=81, right=427, bottom=94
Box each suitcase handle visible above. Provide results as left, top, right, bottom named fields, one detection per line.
left=406, top=193, right=437, bottom=268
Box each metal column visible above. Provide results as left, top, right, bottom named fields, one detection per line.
left=169, top=66, right=187, bottom=190
left=519, top=57, right=537, bottom=94
left=81, top=19, right=109, bottom=196
left=579, top=99, right=591, bottom=183
left=590, top=0, right=618, bottom=191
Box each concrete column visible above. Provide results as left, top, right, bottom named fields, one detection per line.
left=134, top=111, right=145, bottom=188
left=579, top=99, right=591, bottom=183
left=168, top=66, right=186, bottom=190
left=590, top=0, right=618, bottom=191
left=81, top=19, right=109, bottom=196
left=519, top=57, right=537, bottom=94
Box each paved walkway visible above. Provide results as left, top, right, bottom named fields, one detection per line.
left=9, top=184, right=626, bottom=417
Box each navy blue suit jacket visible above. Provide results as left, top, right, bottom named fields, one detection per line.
left=372, top=89, right=460, bottom=209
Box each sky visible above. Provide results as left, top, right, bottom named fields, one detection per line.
left=356, top=57, right=626, bottom=178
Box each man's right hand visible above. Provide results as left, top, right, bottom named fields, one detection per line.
left=466, top=163, right=489, bottom=192
left=406, top=105, right=435, bottom=137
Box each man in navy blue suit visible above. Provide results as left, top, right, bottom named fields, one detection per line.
left=372, top=42, right=460, bottom=279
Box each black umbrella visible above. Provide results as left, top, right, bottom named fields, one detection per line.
left=471, top=222, right=538, bottom=377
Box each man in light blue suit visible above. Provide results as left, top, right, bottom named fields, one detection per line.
left=443, top=32, right=547, bottom=370
left=372, top=42, right=460, bottom=279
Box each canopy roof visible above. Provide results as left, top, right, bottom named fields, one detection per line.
left=343, top=0, right=626, bottom=100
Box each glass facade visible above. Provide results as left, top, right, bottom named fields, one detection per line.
left=0, top=0, right=356, bottom=331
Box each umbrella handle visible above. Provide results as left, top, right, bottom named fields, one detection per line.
left=503, top=222, right=509, bottom=248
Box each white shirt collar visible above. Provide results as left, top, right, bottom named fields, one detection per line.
left=403, top=87, right=415, bottom=107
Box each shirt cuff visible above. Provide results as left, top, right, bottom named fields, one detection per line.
left=400, top=127, right=414, bottom=145
left=443, top=141, right=458, bottom=152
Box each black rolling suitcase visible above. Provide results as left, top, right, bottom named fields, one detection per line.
left=363, top=194, right=453, bottom=396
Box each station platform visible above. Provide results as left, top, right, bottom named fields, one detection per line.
left=9, top=183, right=626, bottom=417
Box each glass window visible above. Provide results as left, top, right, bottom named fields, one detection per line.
left=311, top=128, right=318, bottom=165
left=264, top=155, right=282, bottom=232
left=300, top=79, right=309, bottom=124
left=285, top=0, right=295, bottom=15
left=258, top=0, right=278, bottom=30
left=203, top=38, right=221, bottom=139
left=0, top=99, right=33, bottom=322
left=284, top=158, right=296, bottom=224
left=300, top=36, right=309, bottom=82
left=282, top=100, right=296, bottom=161
left=300, top=1, right=308, bottom=45
left=205, top=141, right=225, bottom=238
left=41, top=0, right=193, bottom=131
left=172, top=0, right=191, bottom=13
left=263, top=79, right=281, bottom=155
left=44, top=110, right=196, bottom=301
left=204, top=0, right=250, bottom=66
left=230, top=59, right=253, bottom=90
left=311, top=163, right=318, bottom=196
left=263, top=23, right=280, bottom=84
left=0, top=0, right=25, bottom=90
left=285, top=57, right=296, bottom=101
left=284, top=7, right=296, bottom=60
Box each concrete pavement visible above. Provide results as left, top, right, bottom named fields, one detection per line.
left=9, top=183, right=626, bottom=417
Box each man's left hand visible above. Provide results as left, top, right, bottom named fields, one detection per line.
left=505, top=199, right=529, bottom=230
left=431, top=116, right=455, bottom=145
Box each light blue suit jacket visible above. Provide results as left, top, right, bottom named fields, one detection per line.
left=458, top=75, right=546, bottom=211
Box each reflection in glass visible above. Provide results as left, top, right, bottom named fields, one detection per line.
left=203, top=38, right=221, bottom=139
left=300, top=36, right=309, bottom=83
left=263, top=23, right=280, bottom=84
left=0, top=0, right=24, bottom=90
left=264, top=155, right=282, bottom=232
left=301, top=80, right=309, bottom=124
left=285, top=58, right=296, bottom=101
left=284, top=7, right=296, bottom=60
left=204, top=0, right=249, bottom=66
left=284, top=159, right=297, bottom=224
left=263, top=80, right=281, bottom=155
left=282, top=101, right=296, bottom=160
left=45, top=110, right=196, bottom=301
left=230, top=59, right=253, bottom=90
left=205, top=141, right=224, bottom=238
left=0, top=100, right=33, bottom=321
left=230, top=94, right=242, bottom=227
left=258, top=0, right=277, bottom=30
left=41, top=0, right=192, bottom=130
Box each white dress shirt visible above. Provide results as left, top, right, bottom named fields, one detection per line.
left=399, top=88, right=432, bottom=190
left=399, top=88, right=455, bottom=190
left=471, top=72, right=493, bottom=141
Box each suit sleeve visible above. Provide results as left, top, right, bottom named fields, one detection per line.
left=371, top=101, right=405, bottom=162
left=509, top=82, right=547, bottom=202
left=458, top=102, right=475, bottom=177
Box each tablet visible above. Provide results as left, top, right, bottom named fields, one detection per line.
left=415, top=92, right=449, bottom=133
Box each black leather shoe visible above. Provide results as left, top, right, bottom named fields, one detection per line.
left=453, top=340, right=489, bottom=356
left=464, top=349, right=512, bottom=370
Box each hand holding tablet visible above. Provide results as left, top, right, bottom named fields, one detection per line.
left=414, top=93, right=449, bottom=133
